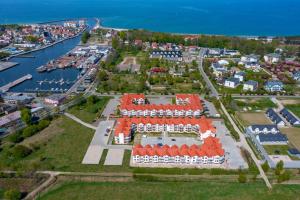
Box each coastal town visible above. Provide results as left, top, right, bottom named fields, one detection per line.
left=0, top=18, right=300, bottom=199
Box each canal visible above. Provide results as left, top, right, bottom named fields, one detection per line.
left=0, top=19, right=95, bottom=93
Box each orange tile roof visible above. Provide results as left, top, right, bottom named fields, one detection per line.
left=114, top=116, right=216, bottom=137
left=132, top=137, right=224, bottom=157
left=119, top=93, right=203, bottom=111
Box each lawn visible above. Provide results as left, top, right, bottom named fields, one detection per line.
left=234, top=98, right=277, bottom=111
left=38, top=181, right=300, bottom=200
left=285, top=104, right=300, bottom=118
left=68, top=96, right=110, bottom=123
left=236, top=112, right=272, bottom=126
left=263, top=145, right=289, bottom=155
left=0, top=116, right=134, bottom=173
left=280, top=127, right=300, bottom=150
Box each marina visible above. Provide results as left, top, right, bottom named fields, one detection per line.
left=0, top=74, right=32, bottom=92
left=0, top=61, right=19, bottom=72
left=0, top=19, right=96, bottom=92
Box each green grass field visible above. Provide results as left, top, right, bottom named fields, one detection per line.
left=263, top=145, right=289, bottom=155
left=68, top=97, right=110, bottom=123
left=0, top=116, right=133, bottom=172
left=285, top=104, right=300, bottom=118
left=38, top=181, right=300, bottom=200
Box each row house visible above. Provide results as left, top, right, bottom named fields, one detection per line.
left=119, top=94, right=203, bottom=118
left=114, top=116, right=216, bottom=144
left=132, top=137, right=225, bottom=165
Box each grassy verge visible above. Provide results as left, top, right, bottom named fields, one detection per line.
left=285, top=104, right=300, bottom=118
left=68, top=96, right=110, bottom=123
left=37, top=181, right=300, bottom=200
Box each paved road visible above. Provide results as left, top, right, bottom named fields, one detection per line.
left=232, top=95, right=300, bottom=98
left=197, top=48, right=219, bottom=99
left=64, top=112, right=97, bottom=130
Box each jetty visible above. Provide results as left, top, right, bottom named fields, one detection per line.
left=0, top=74, right=32, bottom=92
left=0, top=62, right=19, bottom=72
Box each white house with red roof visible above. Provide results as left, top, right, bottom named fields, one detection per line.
left=119, top=94, right=203, bottom=117
left=132, top=137, right=225, bottom=165
left=114, top=116, right=216, bottom=144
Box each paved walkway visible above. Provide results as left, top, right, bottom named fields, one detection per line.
left=64, top=112, right=97, bottom=130
left=82, top=120, right=115, bottom=164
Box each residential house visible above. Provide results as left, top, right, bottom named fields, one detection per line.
left=256, top=133, right=288, bottom=145
left=211, top=62, right=227, bottom=78
left=264, top=53, right=281, bottom=64
left=280, top=108, right=300, bottom=126
left=248, top=124, right=279, bottom=134
left=266, top=108, right=285, bottom=127
left=243, top=80, right=258, bottom=91
left=234, top=71, right=246, bottom=82
left=240, top=54, right=260, bottom=63
left=224, top=77, right=240, bottom=88
left=292, top=71, right=300, bottom=81
left=264, top=80, right=283, bottom=92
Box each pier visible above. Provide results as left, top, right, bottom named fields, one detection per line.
left=0, top=74, right=32, bottom=92
left=0, top=61, right=19, bottom=72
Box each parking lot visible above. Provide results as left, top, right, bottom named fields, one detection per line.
left=202, top=99, right=219, bottom=117
left=213, top=121, right=248, bottom=169
left=141, top=135, right=202, bottom=147
left=102, top=97, right=119, bottom=117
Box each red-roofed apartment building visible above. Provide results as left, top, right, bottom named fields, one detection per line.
left=114, top=116, right=216, bottom=144
left=119, top=94, right=203, bottom=117
left=132, top=137, right=225, bottom=165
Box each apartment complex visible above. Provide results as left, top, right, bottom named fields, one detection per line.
left=114, top=116, right=216, bottom=144
left=119, top=94, right=203, bottom=117
left=132, top=137, right=225, bottom=165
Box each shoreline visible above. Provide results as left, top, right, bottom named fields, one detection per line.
left=2, top=18, right=298, bottom=39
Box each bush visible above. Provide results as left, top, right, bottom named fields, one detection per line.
left=238, top=173, right=247, bottom=183
left=8, top=131, right=23, bottom=143
left=261, top=161, right=270, bottom=173
left=4, top=189, right=21, bottom=200
left=22, top=125, right=38, bottom=138
left=275, top=160, right=284, bottom=175
left=277, top=170, right=291, bottom=183
left=11, top=145, right=32, bottom=159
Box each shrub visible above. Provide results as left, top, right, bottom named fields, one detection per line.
left=261, top=161, right=270, bottom=173
left=4, top=189, right=21, bottom=200
left=8, top=131, right=23, bottom=143
left=277, top=170, right=291, bottom=183
left=11, top=145, right=32, bottom=159
left=275, top=160, right=284, bottom=175
left=238, top=173, right=247, bottom=183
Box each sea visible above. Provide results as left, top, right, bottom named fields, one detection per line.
left=1, top=0, right=300, bottom=36
left=0, top=0, right=300, bottom=92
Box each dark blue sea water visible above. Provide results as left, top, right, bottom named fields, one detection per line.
left=0, top=0, right=300, bottom=36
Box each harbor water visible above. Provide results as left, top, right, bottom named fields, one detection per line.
left=0, top=20, right=95, bottom=93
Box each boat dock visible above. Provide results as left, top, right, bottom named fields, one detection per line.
left=0, top=61, right=19, bottom=72
left=0, top=74, right=32, bottom=92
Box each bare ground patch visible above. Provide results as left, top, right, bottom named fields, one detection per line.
left=236, top=112, right=272, bottom=126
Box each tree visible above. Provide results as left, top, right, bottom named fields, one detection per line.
left=81, top=31, right=90, bottom=44
left=4, top=189, right=21, bottom=200
left=20, top=108, right=31, bottom=125
left=275, top=160, right=284, bottom=175
left=261, top=161, right=270, bottom=173
left=98, top=70, right=109, bottom=81
left=238, top=173, right=247, bottom=183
